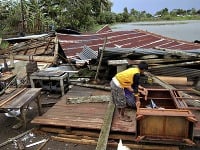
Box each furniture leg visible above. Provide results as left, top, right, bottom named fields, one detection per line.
left=20, top=107, right=27, bottom=129
left=60, top=79, right=64, bottom=96
left=36, top=96, right=42, bottom=116
left=30, top=78, right=35, bottom=88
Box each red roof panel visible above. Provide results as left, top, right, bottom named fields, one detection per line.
left=57, top=29, right=200, bottom=57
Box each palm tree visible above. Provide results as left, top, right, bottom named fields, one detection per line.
left=20, top=0, right=25, bottom=35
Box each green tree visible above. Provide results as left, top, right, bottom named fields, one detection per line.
left=122, top=7, right=129, bottom=22
left=97, top=11, right=116, bottom=24
left=155, top=8, right=169, bottom=16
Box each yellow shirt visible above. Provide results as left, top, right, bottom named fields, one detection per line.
left=115, top=68, right=140, bottom=88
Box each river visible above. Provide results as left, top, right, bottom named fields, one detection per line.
left=111, top=20, right=200, bottom=42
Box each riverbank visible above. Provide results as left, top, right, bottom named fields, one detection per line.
left=111, top=20, right=200, bottom=42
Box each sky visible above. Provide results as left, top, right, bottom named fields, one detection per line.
left=111, top=0, right=200, bottom=15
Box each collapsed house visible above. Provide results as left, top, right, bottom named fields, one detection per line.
left=0, top=25, right=200, bottom=149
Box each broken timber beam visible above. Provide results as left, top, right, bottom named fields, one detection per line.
left=150, top=60, right=200, bottom=69
left=40, top=127, right=136, bottom=142
left=156, top=76, right=191, bottom=85
left=155, top=47, right=200, bottom=58
left=95, top=101, right=115, bottom=150
left=66, top=95, right=111, bottom=104
left=53, top=37, right=59, bottom=64
left=51, top=135, right=180, bottom=150
left=128, top=58, right=200, bottom=66
left=71, top=82, right=111, bottom=91
left=10, top=55, right=55, bottom=63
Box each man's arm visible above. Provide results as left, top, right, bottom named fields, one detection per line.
left=138, top=85, right=148, bottom=100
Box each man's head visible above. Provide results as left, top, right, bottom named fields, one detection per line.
left=138, top=61, right=148, bottom=74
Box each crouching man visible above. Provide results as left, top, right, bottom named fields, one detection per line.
left=110, top=61, right=148, bottom=122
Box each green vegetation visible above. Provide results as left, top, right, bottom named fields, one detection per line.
left=0, top=0, right=200, bottom=38
left=0, top=38, right=9, bottom=50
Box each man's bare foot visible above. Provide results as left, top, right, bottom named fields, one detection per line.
left=119, top=115, right=132, bottom=122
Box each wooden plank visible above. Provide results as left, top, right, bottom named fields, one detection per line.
left=31, top=85, right=136, bottom=133
left=137, top=108, right=195, bottom=117
left=11, top=55, right=55, bottom=63
left=53, top=37, right=59, bottom=64
left=96, top=101, right=115, bottom=150
left=32, top=101, right=136, bottom=133
left=0, top=88, right=26, bottom=107
left=40, top=127, right=136, bottom=141
left=51, top=135, right=180, bottom=150
left=156, top=76, right=188, bottom=85
left=155, top=47, right=200, bottom=58
left=32, top=117, right=103, bottom=130
left=2, top=88, right=41, bottom=109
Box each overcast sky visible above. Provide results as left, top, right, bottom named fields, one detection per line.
left=111, top=0, right=200, bottom=14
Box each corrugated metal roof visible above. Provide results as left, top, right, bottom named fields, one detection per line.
left=57, top=29, right=200, bottom=57
left=78, top=45, right=98, bottom=60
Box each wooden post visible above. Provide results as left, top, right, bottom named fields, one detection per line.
left=95, top=37, right=107, bottom=80
left=95, top=101, right=115, bottom=150
left=10, top=53, right=15, bottom=68
left=53, top=37, right=59, bottom=64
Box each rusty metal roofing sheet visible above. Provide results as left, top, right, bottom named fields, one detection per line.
left=57, top=29, right=200, bottom=57
left=8, top=36, right=55, bottom=56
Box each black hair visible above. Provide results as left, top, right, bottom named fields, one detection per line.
left=138, top=61, right=148, bottom=70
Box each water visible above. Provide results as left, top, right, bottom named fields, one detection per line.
left=111, top=20, right=200, bottom=42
